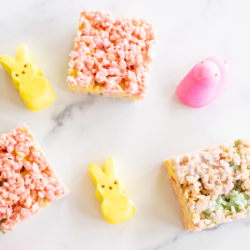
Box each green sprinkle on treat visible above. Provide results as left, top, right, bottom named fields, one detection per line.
left=234, top=180, right=243, bottom=192
left=234, top=140, right=240, bottom=147
left=230, top=161, right=241, bottom=171
left=202, top=189, right=250, bottom=220
left=165, top=138, right=250, bottom=231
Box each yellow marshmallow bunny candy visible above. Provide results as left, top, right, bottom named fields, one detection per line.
left=0, top=44, right=56, bottom=111
left=89, top=157, right=135, bottom=224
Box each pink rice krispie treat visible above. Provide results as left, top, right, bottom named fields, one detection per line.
left=0, top=124, right=69, bottom=233
left=67, top=8, right=156, bottom=100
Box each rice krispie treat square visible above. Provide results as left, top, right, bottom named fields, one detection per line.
left=67, top=8, right=155, bottom=100
left=165, top=139, right=250, bottom=232
left=0, top=124, right=69, bottom=233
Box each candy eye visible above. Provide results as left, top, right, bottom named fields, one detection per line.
left=15, top=74, right=19, bottom=77
left=114, top=181, right=117, bottom=185
left=101, top=185, right=105, bottom=188
left=24, top=64, right=27, bottom=68
left=22, top=71, right=25, bottom=74
left=109, top=186, right=112, bottom=190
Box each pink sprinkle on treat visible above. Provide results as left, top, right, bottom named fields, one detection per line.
left=177, top=57, right=229, bottom=108
left=0, top=124, right=70, bottom=233
left=67, top=8, right=156, bottom=100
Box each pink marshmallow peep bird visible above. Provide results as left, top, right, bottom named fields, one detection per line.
left=177, top=57, right=229, bottom=108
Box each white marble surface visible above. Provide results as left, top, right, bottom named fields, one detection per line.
left=1, top=0, right=250, bottom=249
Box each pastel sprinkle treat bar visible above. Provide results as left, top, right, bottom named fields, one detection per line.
left=89, top=157, right=135, bottom=224
left=0, top=124, right=69, bottom=233
left=67, top=9, right=155, bottom=100
left=0, top=44, right=56, bottom=111
left=165, top=139, right=250, bottom=232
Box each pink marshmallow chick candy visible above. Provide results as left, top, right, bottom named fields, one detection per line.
left=176, top=57, right=229, bottom=108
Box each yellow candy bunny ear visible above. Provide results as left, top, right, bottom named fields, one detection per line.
left=103, top=158, right=125, bottom=193
left=15, top=44, right=43, bottom=76
left=16, top=44, right=35, bottom=63
left=0, top=55, right=16, bottom=75
left=104, top=157, right=119, bottom=178
left=89, top=163, right=105, bottom=186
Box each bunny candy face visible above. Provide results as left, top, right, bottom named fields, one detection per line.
left=0, top=44, right=43, bottom=89
left=11, top=62, right=36, bottom=87
left=194, top=61, right=221, bottom=84
left=96, top=175, right=123, bottom=198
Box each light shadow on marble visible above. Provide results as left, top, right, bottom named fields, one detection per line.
left=153, top=164, right=185, bottom=228
left=137, top=163, right=185, bottom=229
left=51, top=34, right=76, bottom=92
left=72, top=169, right=103, bottom=221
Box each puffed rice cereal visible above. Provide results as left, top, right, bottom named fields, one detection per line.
left=67, top=8, right=156, bottom=100
left=165, top=139, right=250, bottom=231
left=0, top=124, right=70, bottom=233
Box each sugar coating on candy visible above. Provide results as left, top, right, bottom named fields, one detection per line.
left=0, top=124, right=69, bottom=233
left=165, top=139, right=250, bottom=232
left=177, top=57, right=229, bottom=108
left=67, top=9, right=155, bottom=100
left=89, top=157, right=135, bottom=224
left=0, top=44, right=56, bottom=111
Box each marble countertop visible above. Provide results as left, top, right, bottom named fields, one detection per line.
left=1, top=0, right=250, bottom=249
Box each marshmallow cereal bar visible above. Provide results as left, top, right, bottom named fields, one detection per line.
left=165, top=139, right=250, bottom=232
left=0, top=124, right=69, bottom=233
left=67, top=9, right=155, bottom=100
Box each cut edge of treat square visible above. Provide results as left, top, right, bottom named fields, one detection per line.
left=165, top=159, right=194, bottom=231
left=68, top=85, right=143, bottom=100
